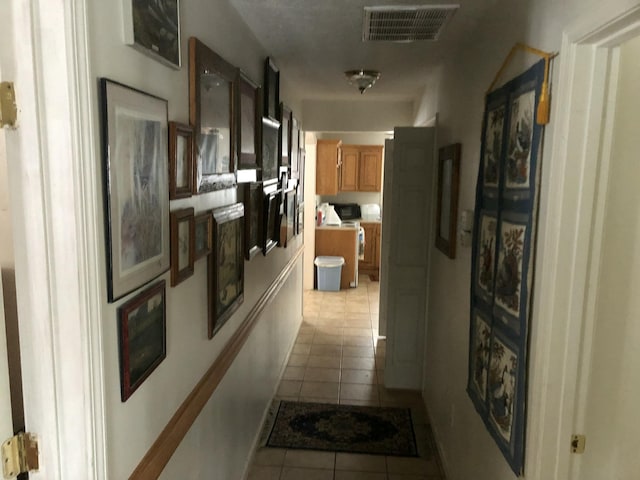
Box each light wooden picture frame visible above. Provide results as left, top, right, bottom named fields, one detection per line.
left=170, top=207, right=195, bottom=286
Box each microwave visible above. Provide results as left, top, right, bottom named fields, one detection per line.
left=332, top=203, right=361, bottom=221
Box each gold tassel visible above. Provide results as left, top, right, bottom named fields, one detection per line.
left=487, top=43, right=557, bottom=126
left=537, top=79, right=550, bottom=125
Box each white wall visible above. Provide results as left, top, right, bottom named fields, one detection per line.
left=87, top=1, right=305, bottom=477
left=303, top=132, right=317, bottom=290
left=303, top=99, right=413, bottom=132
left=416, top=1, right=640, bottom=479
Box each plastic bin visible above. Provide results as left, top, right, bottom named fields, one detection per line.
left=314, top=256, right=344, bottom=291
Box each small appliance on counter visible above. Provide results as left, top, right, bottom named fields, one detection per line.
left=325, top=204, right=342, bottom=226
left=332, top=203, right=361, bottom=221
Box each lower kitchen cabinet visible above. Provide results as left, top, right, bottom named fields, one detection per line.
left=359, top=222, right=380, bottom=280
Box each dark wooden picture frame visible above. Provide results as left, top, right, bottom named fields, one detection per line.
left=188, top=37, right=236, bottom=193
left=435, top=143, right=461, bottom=259
left=261, top=116, right=280, bottom=182
left=194, top=211, right=213, bottom=260
left=279, top=103, right=291, bottom=167
left=243, top=182, right=263, bottom=260
left=208, top=203, right=245, bottom=338
left=99, top=78, right=170, bottom=302
left=296, top=201, right=304, bottom=236
left=118, top=280, right=167, bottom=401
left=297, top=147, right=305, bottom=203
left=280, top=188, right=296, bottom=247
left=290, top=116, right=300, bottom=177
left=263, top=184, right=282, bottom=255
left=169, top=122, right=194, bottom=199
left=263, top=57, right=280, bottom=121
left=237, top=71, right=260, bottom=170
left=170, top=207, right=195, bottom=286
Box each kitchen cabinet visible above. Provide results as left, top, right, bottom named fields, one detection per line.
left=339, top=145, right=383, bottom=192
left=359, top=222, right=381, bottom=280
left=316, top=139, right=342, bottom=195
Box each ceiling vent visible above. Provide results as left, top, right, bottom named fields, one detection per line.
left=363, top=4, right=459, bottom=42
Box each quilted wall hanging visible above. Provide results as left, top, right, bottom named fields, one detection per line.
left=467, top=58, right=546, bottom=476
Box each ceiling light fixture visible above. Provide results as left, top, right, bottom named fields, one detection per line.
left=344, top=69, right=381, bottom=94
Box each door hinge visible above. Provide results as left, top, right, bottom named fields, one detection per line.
left=0, top=82, right=18, bottom=128
left=1, top=432, right=39, bottom=478
left=571, top=434, right=586, bottom=454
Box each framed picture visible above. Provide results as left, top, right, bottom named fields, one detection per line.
left=261, top=117, right=280, bottom=182
left=297, top=147, right=306, bottom=203
left=237, top=71, right=260, bottom=170
left=99, top=78, right=170, bottom=302
left=290, top=116, right=300, bottom=177
left=208, top=203, right=245, bottom=338
left=170, top=208, right=195, bottom=286
left=279, top=103, right=291, bottom=167
left=263, top=57, right=280, bottom=121
left=118, top=280, right=166, bottom=401
left=122, top=0, right=181, bottom=68
left=435, top=143, right=461, bottom=259
left=189, top=37, right=237, bottom=193
left=194, top=211, right=213, bottom=260
left=169, top=122, right=194, bottom=199
left=296, top=201, right=304, bottom=236
left=280, top=188, right=296, bottom=247
left=263, top=184, right=282, bottom=255
left=243, top=182, right=263, bottom=260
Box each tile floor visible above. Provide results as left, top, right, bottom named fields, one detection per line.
left=246, top=276, right=446, bottom=480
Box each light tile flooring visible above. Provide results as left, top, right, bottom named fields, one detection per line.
left=247, top=276, right=446, bottom=480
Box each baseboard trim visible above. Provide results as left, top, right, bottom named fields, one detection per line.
left=129, top=247, right=304, bottom=479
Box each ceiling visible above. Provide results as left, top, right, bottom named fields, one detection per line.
left=228, top=0, right=497, bottom=102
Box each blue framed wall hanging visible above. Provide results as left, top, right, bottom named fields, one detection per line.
left=467, top=59, right=546, bottom=476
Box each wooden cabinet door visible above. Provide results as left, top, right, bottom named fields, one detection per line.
left=360, top=222, right=377, bottom=270
left=358, top=147, right=382, bottom=191
left=340, top=146, right=359, bottom=191
left=316, top=139, right=341, bottom=195
left=372, top=223, right=381, bottom=268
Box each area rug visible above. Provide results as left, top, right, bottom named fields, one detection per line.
left=265, top=401, right=418, bottom=456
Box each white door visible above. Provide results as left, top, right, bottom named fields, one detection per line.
left=383, top=127, right=436, bottom=389
left=570, top=34, right=640, bottom=480
left=0, top=2, right=106, bottom=477
left=378, top=139, right=394, bottom=337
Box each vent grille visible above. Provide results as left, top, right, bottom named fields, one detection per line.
left=363, top=5, right=459, bottom=42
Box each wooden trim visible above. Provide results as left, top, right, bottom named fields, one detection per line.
left=129, top=247, right=304, bottom=479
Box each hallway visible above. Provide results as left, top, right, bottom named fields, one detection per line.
left=247, top=276, right=446, bottom=479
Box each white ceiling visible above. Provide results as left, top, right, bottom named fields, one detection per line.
left=228, top=0, right=496, bottom=101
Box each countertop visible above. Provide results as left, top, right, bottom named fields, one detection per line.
left=316, top=218, right=381, bottom=230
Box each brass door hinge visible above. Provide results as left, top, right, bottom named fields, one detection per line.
left=0, top=82, right=17, bottom=128
left=571, top=434, right=586, bottom=454
left=1, top=432, right=39, bottom=478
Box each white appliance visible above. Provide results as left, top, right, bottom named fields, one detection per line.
left=338, top=220, right=363, bottom=287
left=360, top=203, right=381, bottom=221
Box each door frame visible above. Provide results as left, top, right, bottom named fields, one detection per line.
left=1, top=1, right=106, bottom=478
left=525, top=4, right=640, bottom=479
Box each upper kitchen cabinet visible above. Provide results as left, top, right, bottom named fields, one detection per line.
left=316, top=139, right=342, bottom=195
left=339, top=145, right=383, bottom=192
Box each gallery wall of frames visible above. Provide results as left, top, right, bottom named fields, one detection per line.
left=102, top=4, right=305, bottom=401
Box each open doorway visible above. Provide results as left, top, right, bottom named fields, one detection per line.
left=302, top=131, right=390, bottom=296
